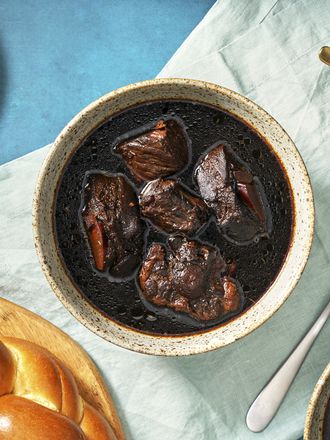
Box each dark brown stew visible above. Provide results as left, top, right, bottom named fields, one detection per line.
left=55, top=100, right=293, bottom=335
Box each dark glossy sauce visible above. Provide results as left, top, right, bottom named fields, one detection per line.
left=55, top=100, right=293, bottom=335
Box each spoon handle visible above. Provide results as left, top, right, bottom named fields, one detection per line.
left=246, top=301, right=330, bottom=432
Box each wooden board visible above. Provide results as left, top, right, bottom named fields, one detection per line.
left=0, top=297, right=125, bottom=440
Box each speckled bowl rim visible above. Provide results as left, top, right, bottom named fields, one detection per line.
left=304, top=363, right=330, bottom=440
left=32, top=78, right=314, bottom=356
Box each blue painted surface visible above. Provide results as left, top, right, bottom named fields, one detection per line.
left=0, top=0, right=214, bottom=164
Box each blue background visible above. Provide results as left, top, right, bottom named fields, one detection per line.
left=0, top=0, right=214, bottom=164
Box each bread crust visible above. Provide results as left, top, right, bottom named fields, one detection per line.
left=0, top=337, right=117, bottom=440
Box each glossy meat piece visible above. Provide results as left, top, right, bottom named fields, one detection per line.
left=195, top=144, right=269, bottom=244
left=114, top=119, right=189, bottom=182
left=139, top=236, right=241, bottom=321
left=139, top=179, right=209, bottom=235
left=81, top=173, right=144, bottom=278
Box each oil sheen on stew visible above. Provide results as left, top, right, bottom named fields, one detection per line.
left=55, top=100, right=293, bottom=335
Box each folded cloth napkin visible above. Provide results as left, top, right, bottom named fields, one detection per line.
left=1, top=1, right=329, bottom=439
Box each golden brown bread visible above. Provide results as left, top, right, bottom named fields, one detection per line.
left=0, top=337, right=117, bottom=440
left=0, top=395, right=85, bottom=440
left=81, top=402, right=118, bottom=440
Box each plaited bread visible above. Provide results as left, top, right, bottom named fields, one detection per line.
left=0, top=395, right=85, bottom=440
left=0, top=337, right=117, bottom=440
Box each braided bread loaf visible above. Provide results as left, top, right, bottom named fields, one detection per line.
left=0, top=337, right=118, bottom=440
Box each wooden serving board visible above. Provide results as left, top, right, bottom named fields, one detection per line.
left=0, top=297, right=125, bottom=440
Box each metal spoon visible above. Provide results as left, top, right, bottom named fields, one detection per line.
left=319, top=46, right=330, bottom=66
left=246, top=300, right=330, bottom=432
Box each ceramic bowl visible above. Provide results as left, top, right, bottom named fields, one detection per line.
left=32, top=78, right=314, bottom=356
left=304, top=363, right=330, bottom=440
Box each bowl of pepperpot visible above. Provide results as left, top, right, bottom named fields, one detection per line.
left=32, top=78, right=314, bottom=355
left=304, top=363, right=330, bottom=440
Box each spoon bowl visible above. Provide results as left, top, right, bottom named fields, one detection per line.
left=319, top=46, right=330, bottom=66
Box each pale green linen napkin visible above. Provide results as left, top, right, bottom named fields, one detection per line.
left=0, top=1, right=329, bottom=439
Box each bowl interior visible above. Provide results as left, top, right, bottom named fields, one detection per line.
left=32, top=78, right=314, bottom=356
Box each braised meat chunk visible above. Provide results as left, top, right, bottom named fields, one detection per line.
left=114, top=119, right=189, bottom=182
left=140, top=179, right=209, bottom=235
left=195, top=144, right=270, bottom=244
left=139, top=236, right=241, bottom=321
left=81, top=173, right=144, bottom=278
